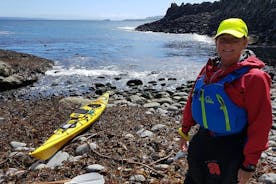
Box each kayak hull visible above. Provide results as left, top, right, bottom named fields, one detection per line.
left=30, top=92, right=109, bottom=160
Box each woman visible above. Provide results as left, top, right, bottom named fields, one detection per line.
left=178, top=18, right=272, bottom=184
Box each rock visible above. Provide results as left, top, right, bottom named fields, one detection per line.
left=136, top=128, right=154, bottom=138
left=135, top=0, right=276, bottom=46
left=126, top=79, right=143, bottom=86
left=0, top=169, right=4, bottom=183
left=15, top=146, right=33, bottom=151
left=154, top=164, right=169, bottom=170
left=156, top=108, right=169, bottom=116
left=10, top=141, right=27, bottom=149
left=167, top=105, right=179, bottom=111
left=0, top=72, right=275, bottom=183
left=153, top=97, right=174, bottom=104
left=46, top=151, right=70, bottom=168
left=0, top=61, right=14, bottom=77
left=59, top=97, right=91, bottom=110
left=5, top=168, right=18, bottom=177
left=30, top=161, right=47, bottom=170
left=258, top=173, right=276, bottom=184
left=94, top=83, right=105, bottom=88
left=151, top=124, right=167, bottom=131
left=69, top=155, right=83, bottom=162
left=65, top=173, right=104, bottom=184
left=129, top=174, right=146, bottom=182
left=128, top=94, right=146, bottom=104
left=33, top=163, right=48, bottom=170
left=86, top=164, right=105, bottom=172
left=75, top=143, right=98, bottom=155
left=167, top=151, right=187, bottom=164
left=0, top=49, right=53, bottom=91
left=9, top=152, right=25, bottom=158
left=124, top=133, right=135, bottom=139
left=13, top=170, right=26, bottom=178
left=143, top=102, right=160, bottom=108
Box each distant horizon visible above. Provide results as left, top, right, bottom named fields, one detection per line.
left=0, top=15, right=163, bottom=21
left=0, top=0, right=217, bottom=21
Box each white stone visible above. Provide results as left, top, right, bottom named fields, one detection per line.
left=86, top=164, right=105, bottom=172
left=151, top=124, right=167, bottom=131
left=65, top=173, right=104, bottom=184
left=10, top=141, right=26, bottom=149
left=46, top=151, right=70, bottom=168
left=129, top=174, right=146, bottom=182
left=136, top=129, right=154, bottom=138
left=258, top=173, right=276, bottom=184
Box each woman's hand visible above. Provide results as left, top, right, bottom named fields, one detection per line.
left=237, top=169, right=253, bottom=184
left=179, top=137, right=189, bottom=152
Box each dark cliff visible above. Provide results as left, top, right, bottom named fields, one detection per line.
left=136, top=0, right=276, bottom=45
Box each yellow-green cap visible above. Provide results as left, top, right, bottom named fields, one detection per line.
left=215, top=18, right=248, bottom=38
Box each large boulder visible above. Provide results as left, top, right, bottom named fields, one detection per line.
left=0, top=49, right=54, bottom=91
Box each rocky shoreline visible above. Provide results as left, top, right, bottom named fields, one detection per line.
left=135, top=0, right=276, bottom=46
left=0, top=49, right=53, bottom=92
left=0, top=50, right=275, bottom=183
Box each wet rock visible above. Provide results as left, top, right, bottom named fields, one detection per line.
left=126, top=79, right=143, bottom=86
left=0, top=49, right=53, bottom=91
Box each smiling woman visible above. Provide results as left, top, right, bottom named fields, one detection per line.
left=179, top=18, right=272, bottom=184
left=216, top=35, right=248, bottom=68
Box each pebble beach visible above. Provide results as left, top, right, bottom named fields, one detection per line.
left=0, top=50, right=275, bottom=184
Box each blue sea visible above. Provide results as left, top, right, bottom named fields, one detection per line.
left=0, top=19, right=232, bottom=96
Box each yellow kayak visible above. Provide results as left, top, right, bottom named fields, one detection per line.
left=30, top=92, right=109, bottom=160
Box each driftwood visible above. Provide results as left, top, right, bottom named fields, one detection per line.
left=35, top=180, right=70, bottom=184
left=88, top=143, right=174, bottom=177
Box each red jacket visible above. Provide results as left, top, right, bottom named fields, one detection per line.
left=182, top=55, right=272, bottom=167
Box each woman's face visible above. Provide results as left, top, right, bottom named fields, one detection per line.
left=216, top=34, right=248, bottom=68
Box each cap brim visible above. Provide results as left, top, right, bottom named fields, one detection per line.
left=215, top=30, right=245, bottom=38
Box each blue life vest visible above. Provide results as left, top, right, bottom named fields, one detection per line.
left=191, top=67, right=250, bottom=135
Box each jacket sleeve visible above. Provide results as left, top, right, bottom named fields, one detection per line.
left=181, top=92, right=196, bottom=134
left=181, top=66, right=206, bottom=134
left=242, top=69, right=272, bottom=167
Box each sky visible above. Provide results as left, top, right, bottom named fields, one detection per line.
left=0, top=0, right=217, bottom=20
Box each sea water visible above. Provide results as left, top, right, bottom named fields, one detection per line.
left=0, top=19, right=220, bottom=97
